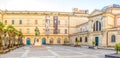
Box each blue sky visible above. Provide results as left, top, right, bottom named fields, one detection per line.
left=0, top=0, right=119, bottom=13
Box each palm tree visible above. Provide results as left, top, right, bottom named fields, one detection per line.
left=0, top=22, right=5, bottom=53
left=13, top=29, right=18, bottom=47
left=18, top=31, right=23, bottom=46
left=14, top=31, right=22, bottom=46
left=15, top=30, right=19, bottom=46
left=0, top=22, right=5, bottom=37
left=2, top=28, right=8, bottom=50
left=7, top=25, right=15, bottom=49
left=15, top=30, right=22, bottom=47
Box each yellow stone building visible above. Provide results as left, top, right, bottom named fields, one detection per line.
left=0, top=8, right=89, bottom=45
left=2, top=4, right=120, bottom=47
left=70, top=4, right=120, bottom=47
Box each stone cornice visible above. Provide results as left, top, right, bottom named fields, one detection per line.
left=0, top=10, right=88, bottom=17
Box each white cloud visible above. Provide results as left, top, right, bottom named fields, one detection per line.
left=0, top=0, right=118, bottom=13
left=0, top=0, right=64, bottom=11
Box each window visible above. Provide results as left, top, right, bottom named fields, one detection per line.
left=64, top=38, right=68, bottom=43
left=5, top=20, right=7, bottom=25
left=96, top=21, right=98, bottom=31
left=57, top=38, right=61, bottom=44
left=53, top=16, right=58, bottom=24
left=46, top=16, right=50, bottom=24
left=65, top=29, right=67, bottom=34
left=111, top=35, right=116, bottom=42
left=93, top=21, right=101, bottom=31
left=35, top=20, right=38, bottom=25
left=85, top=37, right=88, bottom=42
left=50, top=38, right=53, bottom=44
left=53, top=16, right=58, bottom=19
left=80, top=37, right=82, bottom=42
left=75, top=37, right=77, bottom=42
left=27, top=28, right=30, bottom=33
left=53, top=16, right=58, bottom=34
left=12, top=20, right=14, bottom=24
left=19, top=20, right=22, bottom=24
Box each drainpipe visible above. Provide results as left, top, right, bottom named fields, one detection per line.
left=68, top=15, right=70, bottom=44
left=106, top=31, right=108, bottom=47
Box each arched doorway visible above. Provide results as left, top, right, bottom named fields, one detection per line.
left=64, top=38, right=68, bottom=44
left=26, top=38, right=31, bottom=45
left=57, top=38, right=61, bottom=44
left=50, top=38, right=53, bottom=44
left=95, top=37, right=99, bottom=46
left=42, top=38, right=46, bottom=45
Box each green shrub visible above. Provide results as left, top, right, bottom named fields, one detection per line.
left=92, top=41, right=96, bottom=47
left=76, top=40, right=80, bottom=43
left=76, top=40, right=80, bottom=46
left=115, top=43, right=120, bottom=54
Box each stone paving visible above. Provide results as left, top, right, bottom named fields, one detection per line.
left=0, top=45, right=115, bottom=58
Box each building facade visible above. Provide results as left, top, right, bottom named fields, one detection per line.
left=1, top=4, right=119, bottom=47
left=70, top=4, right=120, bottom=47
left=0, top=8, right=89, bottom=45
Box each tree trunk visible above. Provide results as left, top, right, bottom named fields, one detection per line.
left=0, top=37, right=2, bottom=50
left=116, top=50, right=118, bottom=54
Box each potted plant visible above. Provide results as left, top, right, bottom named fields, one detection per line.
left=89, top=41, right=96, bottom=49
left=64, top=40, right=70, bottom=46
left=75, top=40, right=80, bottom=47
left=92, top=41, right=96, bottom=47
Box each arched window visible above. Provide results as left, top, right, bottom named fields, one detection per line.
left=80, top=37, right=82, bottom=42
left=96, top=21, right=98, bottom=31
left=93, top=21, right=101, bottom=31
left=85, top=37, right=88, bottom=42
left=19, top=20, right=22, bottom=24
left=99, top=22, right=101, bottom=31
left=12, top=20, right=14, bottom=24
left=111, top=35, right=116, bottom=42
left=57, top=38, right=61, bottom=44
left=75, top=37, right=77, bottom=42
left=64, top=38, right=67, bottom=43
left=50, top=38, right=53, bottom=44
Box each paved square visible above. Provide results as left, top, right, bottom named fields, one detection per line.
left=0, top=45, right=115, bottom=58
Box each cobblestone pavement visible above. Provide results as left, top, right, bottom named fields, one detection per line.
left=0, top=45, right=115, bottom=58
